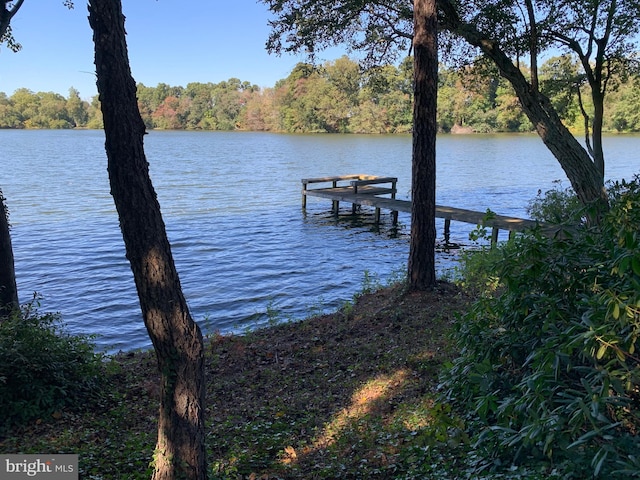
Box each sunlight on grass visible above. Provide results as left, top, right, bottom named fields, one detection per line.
left=393, top=396, right=435, bottom=431
left=279, top=369, right=409, bottom=466
left=317, top=369, right=409, bottom=447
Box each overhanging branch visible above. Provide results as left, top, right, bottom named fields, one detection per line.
left=0, top=0, right=24, bottom=39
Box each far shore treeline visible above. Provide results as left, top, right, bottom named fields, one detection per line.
left=2, top=55, right=640, bottom=134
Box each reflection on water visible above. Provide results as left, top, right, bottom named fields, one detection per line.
left=1, top=130, right=638, bottom=352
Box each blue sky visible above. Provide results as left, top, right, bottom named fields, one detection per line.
left=0, top=0, right=347, bottom=100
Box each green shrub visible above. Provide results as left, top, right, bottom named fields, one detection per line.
left=526, top=180, right=584, bottom=224
left=443, top=176, right=640, bottom=478
left=0, top=297, right=104, bottom=431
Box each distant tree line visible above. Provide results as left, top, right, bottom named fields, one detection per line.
left=2, top=55, right=640, bottom=134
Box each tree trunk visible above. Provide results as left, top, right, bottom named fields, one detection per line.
left=438, top=0, right=608, bottom=213
left=0, top=189, right=19, bottom=319
left=87, top=2, right=207, bottom=479
left=592, top=89, right=605, bottom=180
left=408, top=0, right=438, bottom=291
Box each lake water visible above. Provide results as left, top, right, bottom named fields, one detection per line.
left=1, top=130, right=637, bottom=352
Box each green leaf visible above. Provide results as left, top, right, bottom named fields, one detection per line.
left=612, top=302, right=620, bottom=320
left=625, top=231, right=637, bottom=249
left=632, top=256, right=640, bottom=276
left=593, top=449, right=608, bottom=477
left=618, top=255, right=630, bottom=275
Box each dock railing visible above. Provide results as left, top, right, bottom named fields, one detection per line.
left=302, top=175, right=399, bottom=221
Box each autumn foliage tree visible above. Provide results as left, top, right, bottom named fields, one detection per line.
left=4, top=56, right=640, bottom=135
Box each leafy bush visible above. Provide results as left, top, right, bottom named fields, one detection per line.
left=0, top=298, right=104, bottom=431
left=526, top=180, right=584, bottom=224
left=443, top=176, right=640, bottom=478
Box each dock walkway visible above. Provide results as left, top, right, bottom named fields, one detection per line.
left=301, top=174, right=545, bottom=245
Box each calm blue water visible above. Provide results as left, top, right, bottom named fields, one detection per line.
left=1, top=130, right=637, bottom=352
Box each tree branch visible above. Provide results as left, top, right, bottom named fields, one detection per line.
left=0, top=0, right=24, bottom=40
left=575, top=86, right=594, bottom=158
left=524, top=0, right=538, bottom=92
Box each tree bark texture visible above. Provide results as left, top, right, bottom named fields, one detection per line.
left=0, top=189, right=19, bottom=319
left=408, top=0, right=438, bottom=291
left=87, top=1, right=207, bottom=479
left=438, top=0, right=607, bottom=211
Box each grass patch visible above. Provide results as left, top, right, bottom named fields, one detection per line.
left=1, top=282, right=471, bottom=478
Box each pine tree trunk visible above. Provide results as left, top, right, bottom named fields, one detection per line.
left=0, top=189, right=19, bottom=319
left=408, top=0, right=438, bottom=291
left=88, top=1, right=207, bottom=479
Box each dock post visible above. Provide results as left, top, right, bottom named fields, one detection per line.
left=332, top=179, right=340, bottom=214
left=444, top=218, right=451, bottom=244
left=391, top=180, right=398, bottom=225
left=491, top=227, right=499, bottom=246
left=352, top=182, right=358, bottom=214
left=302, top=181, right=308, bottom=209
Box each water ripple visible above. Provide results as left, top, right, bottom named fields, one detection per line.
left=2, top=130, right=638, bottom=353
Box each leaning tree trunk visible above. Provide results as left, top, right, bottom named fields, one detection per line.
left=408, top=0, right=438, bottom=291
left=438, top=0, right=608, bottom=213
left=0, top=188, right=19, bottom=319
left=88, top=1, right=207, bottom=479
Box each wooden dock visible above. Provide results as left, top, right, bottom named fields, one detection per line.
left=301, top=174, right=545, bottom=245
